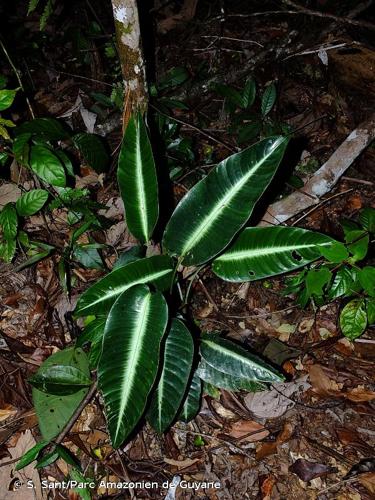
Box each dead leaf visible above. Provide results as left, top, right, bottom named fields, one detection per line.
left=245, top=377, right=310, bottom=418
left=224, top=420, right=269, bottom=442
left=259, top=474, right=276, bottom=500
left=0, top=405, right=17, bottom=422
left=289, top=458, right=337, bottom=482
left=346, top=387, right=375, bottom=402
left=0, top=183, right=21, bottom=206
left=164, top=457, right=200, bottom=470
left=256, top=422, right=294, bottom=460
left=358, top=472, right=375, bottom=494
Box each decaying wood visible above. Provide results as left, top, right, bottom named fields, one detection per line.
left=111, top=0, right=148, bottom=129
left=260, top=114, right=375, bottom=226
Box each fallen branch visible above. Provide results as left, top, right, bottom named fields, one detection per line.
left=259, top=114, right=375, bottom=226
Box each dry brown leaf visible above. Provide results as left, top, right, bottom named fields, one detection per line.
left=358, top=472, right=375, bottom=494
left=345, top=387, right=375, bottom=402
left=164, top=457, right=200, bottom=469
left=225, top=420, right=269, bottom=442
left=256, top=422, right=294, bottom=460
left=260, top=474, right=276, bottom=500
left=308, top=364, right=342, bottom=396
left=0, top=405, right=17, bottom=422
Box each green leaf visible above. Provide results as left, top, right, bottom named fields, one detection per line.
left=200, top=334, right=284, bottom=383
left=0, top=203, right=18, bottom=240
left=29, top=365, right=91, bottom=395
left=30, top=145, right=66, bottom=187
left=113, top=245, right=145, bottom=270
left=36, top=450, right=59, bottom=468
left=15, top=249, right=53, bottom=271
left=0, top=88, right=18, bottom=111
left=16, top=189, right=49, bottom=216
left=73, top=133, right=109, bottom=173
left=196, top=359, right=266, bottom=392
left=358, top=267, right=375, bottom=296
left=163, top=136, right=289, bottom=265
left=118, top=113, right=159, bottom=243
left=179, top=370, right=202, bottom=423
left=27, top=0, right=40, bottom=15
left=98, top=284, right=168, bottom=448
left=238, top=122, right=262, bottom=144
left=213, top=226, right=335, bottom=282
left=327, top=267, right=357, bottom=300
left=319, top=241, right=349, bottom=263
left=0, top=238, right=17, bottom=262
left=32, top=348, right=90, bottom=440
left=367, top=298, right=375, bottom=324
left=56, top=444, right=80, bottom=468
left=16, top=440, right=49, bottom=470
left=340, top=299, right=367, bottom=340
left=359, top=207, right=375, bottom=233
left=73, top=244, right=104, bottom=270
left=306, top=267, right=332, bottom=297
left=261, top=83, right=276, bottom=116
left=147, top=319, right=194, bottom=433
left=158, top=67, right=189, bottom=91
left=16, top=118, right=70, bottom=141
left=70, top=469, right=93, bottom=500
left=345, top=230, right=369, bottom=262
left=13, top=133, right=31, bottom=165
left=242, top=79, right=256, bottom=109
left=75, top=255, right=173, bottom=317
left=214, top=83, right=244, bottom=109
left=76, top=316, right=106, bottom=368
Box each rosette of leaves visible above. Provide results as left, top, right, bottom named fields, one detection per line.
left=29, top=111, right=341, bottom=452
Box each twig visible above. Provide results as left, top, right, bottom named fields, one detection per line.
left=0, top=38, right=35, bottom=119
left=198, top=278, right=219, bottom=312
left=201, top=35, right=264, bottom=47
left=281, top=0, right=375, bottom=30
left=341, top=176, right=373, bottom=186
left=54, top=381, right=97, bottom=445
left=290, top=189, right=354, bottom=226
left=149, top=104, right=238, bottom=153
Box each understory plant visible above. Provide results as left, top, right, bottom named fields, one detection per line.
left=19, top=111, right=348, bottom=475
left=284, top=209, right=375, bottom=340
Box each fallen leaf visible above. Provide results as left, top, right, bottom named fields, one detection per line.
left=256, top=422, right=294, bottom=460
left=289, top=458, right=337, bottom=482
left=164, top=457, right=200, bottom=470
left=0, top=182, right=21, bottom=205
left=346, top=387, right=375, bottom=402
left=0, top=405, right=17, bottom=422
left=224, top=420, right=269, bottom=442
left=358, top=472, right=375, bottom=494
left=245, top=377, right=310, bottom=418
left=259, top=474, right=276, bottom=500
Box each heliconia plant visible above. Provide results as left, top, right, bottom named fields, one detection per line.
left=25, top=111, right=341, bottom=461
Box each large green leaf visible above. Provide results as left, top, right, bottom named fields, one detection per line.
left=16, top=118, right=71, bottom=141
left=213, top=226, right=335, bottom=282
left=32, top=348, right=90, bottom=440
left=16, top=440, right=49, bottom=470
left=118, top=113, right=159, bottom=243
left=16, top=189, right=49, bottom=216
left=30, top=145, right=66, bottom=187
left=340, top=299, right=367, bottom=340
left=76, top=316, right=106, bottom=368
left=179, top=370, right=202, bottom=423
left=200, top=334, right=283, bottom=383
left=0, top=88, right=18, bottom=111
left=74, top=255, right=174, bottom=316
left=73, top=133, right=109, bottom=173
left=162, top=136, right=288, bottom=265
left=98, top=284, right=168, bottom=448
left=29, top=365, right=91, bottom=395
left=147, top=319, right=194, bottom=433
left=196, top=359, right=266, bottom=392
left=0, top=203, right=18, bottom=240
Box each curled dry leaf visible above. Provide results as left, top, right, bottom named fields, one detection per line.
left=224, top=419, right=269, bottom=442
left=256, top=422, right=294, bottom=460
left=289, top=458, right=337, bottom=482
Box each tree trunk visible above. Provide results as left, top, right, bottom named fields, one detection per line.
left=111, top=0, right=148, bottom=129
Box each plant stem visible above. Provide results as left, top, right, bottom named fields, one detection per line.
left=0, top=38, right=35, bottom=119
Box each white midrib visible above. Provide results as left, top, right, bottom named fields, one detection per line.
left=180, top=139, right=284, bottom=257
left=114, top=293, right=151, bottom=443
left=136, top=128, right=148, bottom=240
left=216, top=240, right=332, bottom=262
left=203, top=339, right=270, bottom=373
left=80, top=268, right=171, bottom=311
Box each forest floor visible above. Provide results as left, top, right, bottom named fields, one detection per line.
left=0, top=1, right=375, bottom=499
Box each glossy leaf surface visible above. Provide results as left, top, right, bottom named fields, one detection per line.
left=98, top=284, right=168, bottom=447
left=118, top=113, right=159, bottom=243
left=75, top=255, right=174, bottom=316
left=147, top=319, right=194, bottom=433
left=16, top=189, right=49, bottom=216
left=163, top=137, right=288, bottom=265
left=213, top=226, right=335, bottom=281
left=179, top=370, right=202, bottom=423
